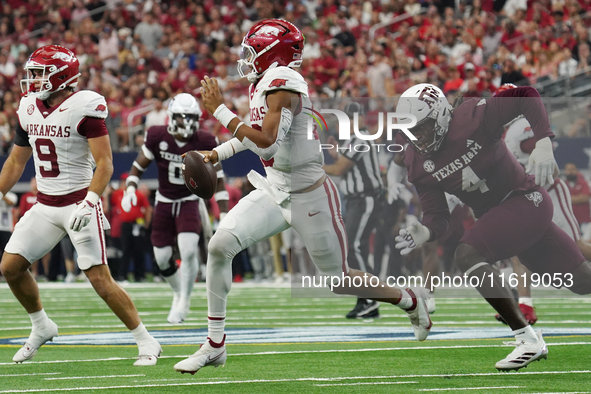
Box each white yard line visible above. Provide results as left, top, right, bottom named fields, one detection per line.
left=314, top=381, right=418, bottom=386
left=0, top=373, right=61, bottom=377
left=45, top=375, right=145, bottom=381
left=0, top=372, right=589, bottom=393
left=420, top=386, right=523, bottom=391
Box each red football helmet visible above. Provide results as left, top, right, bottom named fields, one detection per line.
left=20, top=45, right=81, bottom=100
left=494, top=83, right=518, bottom=96
left=238, top=19, right=304, bottom=83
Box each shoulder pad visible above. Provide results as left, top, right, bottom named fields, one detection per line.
left=80, top=91, right=109, bottom=119
left=258, top=67, right=308, bottom=96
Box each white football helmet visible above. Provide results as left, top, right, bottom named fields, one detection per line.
left=396, top=83, right=453, bottom=156
left=167, top=93, right=202, bottom=139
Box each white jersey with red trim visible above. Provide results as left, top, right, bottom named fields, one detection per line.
left=16, top=90, right=108, bottom=196
left=248, top=66, right=324, bottom=195
left=504, top=117, right=581, bottom=240
left=503, top=116, right=533, bottom=167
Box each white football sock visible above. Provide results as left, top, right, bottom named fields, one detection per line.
left=519, top=297, right=533, bottom=307
left=178, top=232, right=200, bottom=304
left=29, top=309, right=49, bottom=329
left=396, top=289, right=414, bottom=310
left=513, top=325, right=538, bottom=344
left=206, top=229, right=242, bottom=343
left=131, top=322, right=154, bottom=345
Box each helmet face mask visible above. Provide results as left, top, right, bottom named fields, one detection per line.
left=20, top=45, right=80, bottom=100
left=167, top=93, right=202, bottom=139
left=237, top=19, right=304, bottom=83
left=396, top=84, right=452, bottom=156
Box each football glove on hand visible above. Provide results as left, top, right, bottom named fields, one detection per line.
left=69, top=199, right=95, bottom=232
left=121, top=186, right=137, bottom=213
left=526, top=137, right=556, bottom=188
left=395, top=222, right=431, bottom=256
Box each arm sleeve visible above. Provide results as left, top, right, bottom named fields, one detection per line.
left=78, top=117, right=109, bottom=138
left=415, top=184, right=450, bottom=241
left=14, top=122, right=30, bottom=147
left=485, top=87, right=554, bottom=142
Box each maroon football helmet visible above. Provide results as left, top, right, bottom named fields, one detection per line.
left=238, top=19, right=304, bottom=83
left=20, top=45, right=81, bottom=100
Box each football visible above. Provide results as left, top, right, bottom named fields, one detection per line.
left=182, top=151, right=217, bottom=199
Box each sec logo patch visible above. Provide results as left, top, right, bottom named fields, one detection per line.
left=423, top=160, right=435, bottom=173
left=159, top=141, right=168, bottom=151
left=27, top=104, right=34, bottom=115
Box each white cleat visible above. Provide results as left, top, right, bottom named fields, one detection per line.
left=134, top=338, right=162, bottom=366
left=495, top=330, right=548, bottom=371
left=174, top=336, right=227, bottom=374
left=404, top=288, right=433, bottom=341
left=13, top=319, right=59, bottom=363
left=427, top=297, right=436, bottom=314
left=167, top=294, right=182, bottom=324
left=168, top=298, right=190, bottom=324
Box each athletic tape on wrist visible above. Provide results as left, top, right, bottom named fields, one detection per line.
left=213, top=104, right=237, bottom=128
left=126, top=175, right=140, bottom=188
left=213, top=138, right=247, bottom=161
left=214, top=190, right=229, bottom=201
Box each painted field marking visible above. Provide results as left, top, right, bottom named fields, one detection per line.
left=45, top=375, right=145, bottom=380
left=315, top=381, right=418, bottom=386
left=420, top=386, right=524, bottom=391
left=0, top=373, right=61, bottom=377
left=0, top=345, right=590, bottom=366
left=0, top=372, right=589, bottom=393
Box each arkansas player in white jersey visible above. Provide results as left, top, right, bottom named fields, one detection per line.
left=174, top=19, right=433, bottom=375
left=121, top=93, right=228, bottom=324
left=498, top=84, right=591, bottom=325
left=0, top=45, right=161, bottom=365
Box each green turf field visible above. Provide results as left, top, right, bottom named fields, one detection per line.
left=1, top=282, right=590, bottom=393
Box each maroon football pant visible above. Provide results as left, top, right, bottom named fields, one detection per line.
left=460, top=187, right=585, bottom=276
left=151, top=200, right=201, bottom=248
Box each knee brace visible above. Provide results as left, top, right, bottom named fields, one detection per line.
left=153, top=246, right=177, bottom=277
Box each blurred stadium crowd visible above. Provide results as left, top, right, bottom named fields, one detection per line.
left=1, top=0, right=591, bottom=283
left=1, top=0, right=591, bottom=154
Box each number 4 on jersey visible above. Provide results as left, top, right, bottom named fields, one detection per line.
left=462, top=166, right=489, bottom=193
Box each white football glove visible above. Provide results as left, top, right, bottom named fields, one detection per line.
left=69, top=198, right=96, bottom=232
left=121, top=185, right=137, bottom=213
left=395, top=222, right=431, bottom=256
left=525, top=137, right=556, bottom=188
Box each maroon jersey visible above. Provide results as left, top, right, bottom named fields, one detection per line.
left=144, top=126, right=217, bottom=200
left=404, top=87, right=554, bottom=240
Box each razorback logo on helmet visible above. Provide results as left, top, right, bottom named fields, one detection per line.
left=418, top=86, right=439, bottom=109
left=257, top=25, right=281, bottom=36
left=51, top=51, right=74, bottom=62
left=95, top=104, right=106, bottom=112
left=269, top=79, right=287, bottom=88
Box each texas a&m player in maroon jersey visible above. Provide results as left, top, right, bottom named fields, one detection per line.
left=0, top=45, right=161, bottom=365
left=395, top=83, right=591, bottom=371
left=121, top=93, right=228, bottom=324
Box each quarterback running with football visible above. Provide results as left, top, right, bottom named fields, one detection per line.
left=173, top=19, right=432, bottom=374
left=0, top=45, right=161, bottom=365
left=394, top=83, right=591, bottom=370
left=121, top=93, right=228, bottom=324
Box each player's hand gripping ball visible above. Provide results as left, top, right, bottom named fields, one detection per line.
left=182, top=151, right=217, bottom=199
